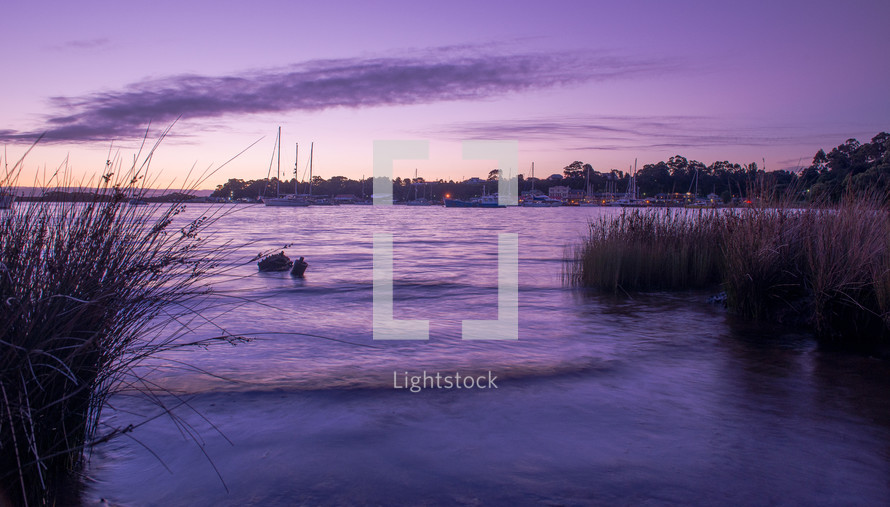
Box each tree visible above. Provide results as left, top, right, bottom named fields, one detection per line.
left=563, top=161, right=584, bottom=179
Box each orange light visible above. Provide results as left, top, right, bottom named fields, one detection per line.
left=445, top=193, right=451, bottom=198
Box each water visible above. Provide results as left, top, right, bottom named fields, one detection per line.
left=86, top=205, right=890, bottom=505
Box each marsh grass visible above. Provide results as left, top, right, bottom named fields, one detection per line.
left=570, top=197, right=890, bottom=345
left=0, top=135, right=253, bottom=505
left=569, top=208, right=727, bottom=292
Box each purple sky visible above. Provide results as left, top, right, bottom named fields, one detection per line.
left=1, top=0, right=887, bottom=188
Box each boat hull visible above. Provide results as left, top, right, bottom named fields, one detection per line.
left=264, top=197, right=311, bottom=207
left=444, top=198, right=504, bottom=208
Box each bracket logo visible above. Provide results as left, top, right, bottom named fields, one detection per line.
left=372, top=140, right=518, bottom=341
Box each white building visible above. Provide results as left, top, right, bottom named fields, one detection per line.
left=548, top=185, right=570, bottom=199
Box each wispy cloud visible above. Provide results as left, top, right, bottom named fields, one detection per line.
left=46, top=38, right=111, bottom=51
left=436, top=115, right=856, bottom=153
left=1, top=48, right=676, bottom=143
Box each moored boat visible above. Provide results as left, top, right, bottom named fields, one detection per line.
left=520, top=195, right=562, bottom=207
left=444, top=194, right=505, bottom=208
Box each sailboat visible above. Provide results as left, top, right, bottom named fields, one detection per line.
left=406, top=169, right=433, bottom=205
left=611, top=159, right=644, bottom=207
left=264, top=128, right=310, bottom=207
left=354, top=175, right=372, bottom=204
left=579, top=163, right=598, bottom=206
left=520, top=163, right=561, bottom=207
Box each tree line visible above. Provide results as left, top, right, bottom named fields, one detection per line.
left=212, top=133, right=890, bottom=202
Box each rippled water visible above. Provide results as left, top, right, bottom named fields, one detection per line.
left=86, top=205, right=890, bottom=505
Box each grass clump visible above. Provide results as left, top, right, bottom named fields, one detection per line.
left=570, top=198, right=890, bottom=345
left=569, top=208, right=727, bottom=292
left=0, top=142, right=246, bottom=505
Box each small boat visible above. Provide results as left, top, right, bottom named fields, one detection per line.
left=257, top=251, right=309, bottom=276
left=520, top=195, right=562, bottom=207
left=265, top=195, right=310, bottom=207
left=445, top=185, right=505, bottom=208
left=444, top=195, right=505, bottom=208
left=129, top=198, right=148, bottom=206
left=291, top=256, right=308, bottom=277
left=258, top=251, right=293, bottom=272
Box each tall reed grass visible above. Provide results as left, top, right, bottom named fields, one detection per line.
left=568, top=208, right=727, bottom=292
left=1, top=140, right=247, bottom=505
left=570, top=198, right=890, bottom=345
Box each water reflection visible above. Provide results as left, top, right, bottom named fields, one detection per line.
left=86, top=205, right=890, bottom=505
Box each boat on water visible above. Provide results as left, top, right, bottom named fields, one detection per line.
left=444, top=194, right=505, bottom=208
left=608, top=158, right=647, bottom=207
left=406, top=169, right=434, bottom=205
left=264, top=128, right=312, bottom=207
left=128, top=198, right=148, bottom=206
left=1, top=190, right=16, bottom=209
left=520, top=195, right=563, bottom=207
left=257, top=251, right=309, bottom=277
left=578, top=164, right=598, bottom=206
left=265, top=195, right=310, bottom=207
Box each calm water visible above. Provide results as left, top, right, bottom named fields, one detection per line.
left=87, top=205, right=890, bottom=505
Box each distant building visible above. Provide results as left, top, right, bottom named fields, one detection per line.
left=548, top=185, right=570, bottom=199
left=464, top=177, right=484, bottom=184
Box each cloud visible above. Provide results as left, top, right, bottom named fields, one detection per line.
left=436, top=115, right=854, bottom=152
left=1, top=48, right=675, bottom=143
left=46, top=38, right=111, bottom=51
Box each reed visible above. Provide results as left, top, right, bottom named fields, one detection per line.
left=569, top=208, right=727, bottom=292
left=571, top=198, right=890, bottom=345
left=720, top=207, right=808, bottom=322
left=0, top=142, right=247, bottom=505
left=799, top=200, right=889, bottom=342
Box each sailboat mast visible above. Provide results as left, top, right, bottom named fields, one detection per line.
left=276, top=126, right=281, bottom=197
left=309, top=142, right=314, bottom=196
left=631, top=158, right=637, bottom=199
left=294, top=143, right=299, bottom=194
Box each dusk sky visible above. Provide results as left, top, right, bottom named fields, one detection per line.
left=2, top=0, right=888, bottom=189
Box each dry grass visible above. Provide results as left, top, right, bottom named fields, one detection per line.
left=0, top=137, right=250, bottom=505
left=568, top=208, right=727, bottom=292
left=570, top=197, right=890, bottom=345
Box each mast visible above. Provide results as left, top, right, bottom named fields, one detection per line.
left=531, top=162, right=535, bottom=191
left=308, top=142, right=314, bottom=196
left=276, top=126, right=281, bottom=197
left=294, top=143, right=299, bottom=194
